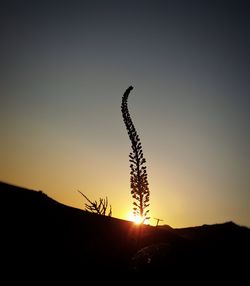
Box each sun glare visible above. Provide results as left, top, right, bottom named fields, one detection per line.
left=127, top=212, right=143, bottom=225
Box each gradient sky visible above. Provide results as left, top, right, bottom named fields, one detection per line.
left=1, top=0, right=250, bottom=227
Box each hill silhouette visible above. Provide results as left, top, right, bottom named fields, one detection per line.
left=0, top=181, right=249, bottom=278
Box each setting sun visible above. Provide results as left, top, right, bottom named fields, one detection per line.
left=127, top=212, right=143, bottom=225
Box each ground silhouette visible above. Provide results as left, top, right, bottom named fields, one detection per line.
left=0, top=181, right=249, bottom=279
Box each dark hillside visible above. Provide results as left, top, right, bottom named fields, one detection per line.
left=0, top=182, right=249, bottom=278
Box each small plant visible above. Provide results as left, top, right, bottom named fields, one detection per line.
left=121, top=86, right=150, bottom=224
left=78, top=190, right=112, bottom=216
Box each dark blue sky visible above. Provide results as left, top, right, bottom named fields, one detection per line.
left=1, top=0, right=250, bottom=227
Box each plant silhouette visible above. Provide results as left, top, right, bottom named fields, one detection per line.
left=121, top=86, right=150, bottom=223
left=78, top=190, right=112, bottom=216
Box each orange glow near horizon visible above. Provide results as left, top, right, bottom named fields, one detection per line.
left=127, top=211, right=145, bottom=225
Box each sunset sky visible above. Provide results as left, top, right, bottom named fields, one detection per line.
left=1, top=0, right=250, bottom=228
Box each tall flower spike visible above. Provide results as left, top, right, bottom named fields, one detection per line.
left=121, top=86, right=150, bottom=223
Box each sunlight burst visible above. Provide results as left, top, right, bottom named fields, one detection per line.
left=127, top=212, right=143, bottom=225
